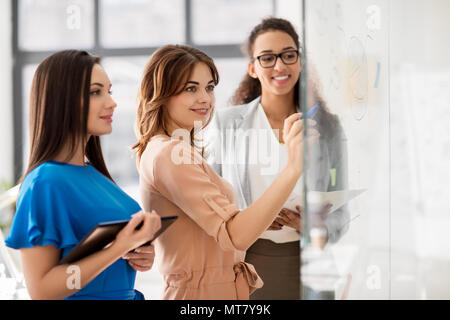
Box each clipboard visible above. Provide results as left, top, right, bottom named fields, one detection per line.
left=284, top=189, right=366, bottom=214
left=60, top=215, right=178, bottom=264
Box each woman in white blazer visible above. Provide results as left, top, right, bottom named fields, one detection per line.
left=206, top=17, right=350, bottom=299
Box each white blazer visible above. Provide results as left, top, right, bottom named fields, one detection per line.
left=205, top=97, right=350, bottom=243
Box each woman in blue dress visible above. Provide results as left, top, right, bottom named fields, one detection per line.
left=5, top=50, right=161, bottom=300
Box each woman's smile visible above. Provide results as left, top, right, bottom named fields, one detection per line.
left=272, top=74, right=291, bottom=85
left=190, top=107, right=210, bottom=116
left=100, top=114, right=113, bottom=123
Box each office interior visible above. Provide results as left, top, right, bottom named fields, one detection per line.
left=0, top=0, right=449, bottom=300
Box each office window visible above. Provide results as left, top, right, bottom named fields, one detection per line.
left=213, top=57, right=248, bottom=107
left=100, top=56, right=148, bottom=187
left=19, top=0, right=94, bottom=50
left=13, top=0, right=275, bottom=187
left=192, top=0, right=273, bottom=44
left=100, top=0, right=185, bottom=48
left=21, top=64, right=37, bottom=168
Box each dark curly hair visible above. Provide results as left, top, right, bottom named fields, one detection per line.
left=231, top=17, right=300, bottom=106
left=230, top=17, right=340, bottom=140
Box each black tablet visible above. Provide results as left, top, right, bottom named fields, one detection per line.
left=60, top=215, right=178, bottom=265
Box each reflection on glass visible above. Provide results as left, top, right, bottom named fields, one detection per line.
left=302, top=0, right=390, bottom=300
left=192, top=0, right=273, bottom=44
left=19, top=0, right=94, bottom=50
left=100, top=0, right=184, bottom=48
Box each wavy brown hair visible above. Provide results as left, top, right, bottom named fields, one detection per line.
left=132, top=44, right=219, bottom=161
left=23, top=50, right=113, bottom=182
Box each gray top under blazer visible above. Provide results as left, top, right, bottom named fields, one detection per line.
left=205, top=97, right=350, bottom=243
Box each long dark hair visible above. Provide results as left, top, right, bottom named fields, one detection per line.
left=133, top=44, right=219, bottom=161
left=231, top=17, right=340, bottom=138
left=23, top=50, right=113, bottom=182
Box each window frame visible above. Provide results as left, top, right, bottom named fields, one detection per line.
left=11, top=0, right=276, bottom=181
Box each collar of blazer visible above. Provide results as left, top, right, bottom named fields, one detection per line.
left=230, top=96, right=261, bottom=207
left=227, top=95, right=327, bottom=205
left=229, top=96, right=261, bottom=129
left=209, top=96, right=262, bottom=209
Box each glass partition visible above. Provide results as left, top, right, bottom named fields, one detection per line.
left=301, top=0, right=390, bottom=300
left=100, top=0, right=185, bottom=48
left=301, top=0, right=450, bottom=300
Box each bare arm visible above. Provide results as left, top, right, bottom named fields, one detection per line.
left=227, top=166, right=301, bottom=250
left=227, top=114, right=319, bottom=250
left=148, top=115, right=318, bottom=253
left=20, top=211, right=161, bottom=300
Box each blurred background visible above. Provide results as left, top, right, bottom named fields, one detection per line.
left=0, top=0, right=449, bottom=300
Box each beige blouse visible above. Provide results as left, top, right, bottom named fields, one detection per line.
left=138, top=135, right=263, bottom=300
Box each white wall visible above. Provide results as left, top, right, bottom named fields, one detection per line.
left=0, top=0, right=13, bottom=186
left=389, top=0, right=450, bottom=260
left=390, top=0, right=450, bottom=72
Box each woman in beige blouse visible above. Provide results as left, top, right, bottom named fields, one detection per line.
left=133, top=44, right=319, bottom=300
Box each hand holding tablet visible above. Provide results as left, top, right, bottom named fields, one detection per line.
left=60, top=215, right=178, bottom=264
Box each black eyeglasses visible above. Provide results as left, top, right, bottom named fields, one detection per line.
left=252, top=50, right=300, bottom=68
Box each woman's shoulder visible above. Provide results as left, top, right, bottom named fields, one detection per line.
left=17, top=162, right=77, bottom=205
left=142, top=135, right=181, bottom=160
left=140, top=135, right=207, bottom=186
left=22, top=161, right=72, bottom=187
left=141, top=135, right=202, bottom=169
